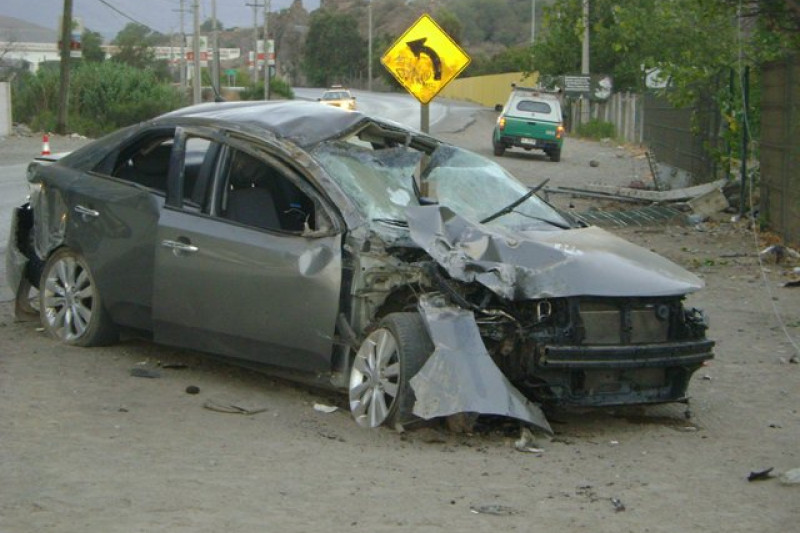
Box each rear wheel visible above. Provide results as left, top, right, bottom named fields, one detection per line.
left=348, top=313, right=433, bottom=428
left=493, top=141, right=506, bottom=157
left=39, top=248, right=117, bottom=346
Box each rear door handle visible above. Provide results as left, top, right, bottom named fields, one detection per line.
left=161, top=239, right=199, bottom=254
left=74, top=205, right=99, bottom=219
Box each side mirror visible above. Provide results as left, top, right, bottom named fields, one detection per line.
left=494, top=104, right=503, bottom=112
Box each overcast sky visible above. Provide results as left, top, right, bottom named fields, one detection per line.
left=1, top=0, right=320, bottom=38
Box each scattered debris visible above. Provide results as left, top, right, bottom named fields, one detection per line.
left=760, top=245, right=800, bottom=265
left=514, top=427, right=544, bottom=454
left=185, top=385, right=200, bottom=395
left=687, top=188, right=729, bottom=219
left=203, top=399, right=268, bottom=415
left=609, top=440, right=620, bottom=446
left=313, top=403, right=338, bottom=414
left=783, top=280, right=800, bottom=288
left=768, top=423, right=782, bottom=429
left=747, top=467, right=774, bottom=481
left=589, top=160, right=600, bottom=167
left=469, top=504, right=517, bottom=516
left=779, top=468, right=800, bottom=485
left=611, top=497, right=626, bottom=512
left=129, top=368, right=161, bottom=379
left=701, top=374, right=712, bottom=380
left=160, top=362, right=188, bottom=369
left=790, top=356, right=799, bottom=364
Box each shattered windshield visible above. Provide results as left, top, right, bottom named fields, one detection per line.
left=313, top=141, right=568, bottom=230
left=313, top=142, right=421, bottom=222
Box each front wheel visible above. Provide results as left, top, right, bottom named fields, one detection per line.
left=39, top=248, right=118, bottom=346
left=348, top=313, right=433, bottom=428
left=550, top=148, right=562, bottom=162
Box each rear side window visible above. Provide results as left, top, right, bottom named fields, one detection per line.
left=516, top=100, right=552, bottom=114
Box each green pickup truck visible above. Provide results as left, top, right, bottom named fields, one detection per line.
left=492, top=87, right=565, bottom=162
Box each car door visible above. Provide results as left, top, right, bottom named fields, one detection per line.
left=152, top=129, right=343, bottom=373
left=56, top=127, right=176, bottom=331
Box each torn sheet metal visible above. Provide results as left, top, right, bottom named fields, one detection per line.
left=411, top=295, right=552, bottom=434
left=406, top=205, right=703, bottom=300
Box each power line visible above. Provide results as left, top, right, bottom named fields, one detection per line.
left=95, top=0, right=161, bottom=33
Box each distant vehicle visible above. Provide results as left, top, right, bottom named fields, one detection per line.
left=492, top=86, right=565, bottom=162
left=318, top=86, right=356, bottom=111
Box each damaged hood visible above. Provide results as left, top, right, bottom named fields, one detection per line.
left=407, top=206, right=703, bottom=300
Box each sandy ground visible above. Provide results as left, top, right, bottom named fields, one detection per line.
left=1, top=112, right=799, bottom=532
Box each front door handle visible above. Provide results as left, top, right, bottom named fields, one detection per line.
left=161, top=239, right=199, bottom=254
left=74, top=205, right=99, bottom=219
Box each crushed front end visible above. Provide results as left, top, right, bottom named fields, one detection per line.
left=405, top=205, right=714, bottom=409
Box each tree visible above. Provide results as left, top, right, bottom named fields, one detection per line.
left=81, top=29, right=106, bottom=62
left=303, top=10, right=366, bottom=86
left=111, top=23, right=162, bottom=70
left=200, top=17, right=224, bottom=32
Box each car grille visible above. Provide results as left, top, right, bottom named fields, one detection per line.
left=579, top=301, right=670, bottom=345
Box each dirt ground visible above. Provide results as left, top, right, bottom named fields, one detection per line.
left=1, top=111, right=798, bottom=533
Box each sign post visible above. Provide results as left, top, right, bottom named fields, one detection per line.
left=381, top=14, right=470, bottom=132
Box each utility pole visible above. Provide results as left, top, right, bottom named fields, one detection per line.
left=580, top=0, right=590, bottom=125
left=192, top=0, right=201, bottom=103
left=263, top=0, right=270, bottom=100
left=175, top=0, right=187, bottom=95
left=56, top=0, right=73, bottom=134
left=247, top=2, right=259, bottom=83
left=531, top=0, right=536, bottom=44
left=368, top=0, right=373, bottom=91
left=212, top=0, right=220, bottom=96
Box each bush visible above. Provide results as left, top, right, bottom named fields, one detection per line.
left=239, top=76, right=294, bottom=101
left=575, top=119, right=617, bottom=140
left=12, top=61, right=184, bottom=136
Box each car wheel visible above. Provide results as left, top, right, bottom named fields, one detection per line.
left=550, top=148, right=562, bottom=162
left=39, top=248, right=117, bottom=346
left=349, top=313, right=433, bottom=428
left=493, top=141, right=506, bottom=157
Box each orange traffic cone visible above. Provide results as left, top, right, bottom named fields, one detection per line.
left=41, top=133, right=51, bottom=155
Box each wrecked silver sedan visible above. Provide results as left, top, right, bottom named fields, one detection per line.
left=6, top=101, right=713, bottom=432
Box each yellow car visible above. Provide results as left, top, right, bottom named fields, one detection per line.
left=318, top=86, right=356, bottom=111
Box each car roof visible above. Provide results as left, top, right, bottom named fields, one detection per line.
left=161, top=100, right=368, bottom=147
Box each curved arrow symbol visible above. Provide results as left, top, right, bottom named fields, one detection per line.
left=406, top=38, right=442, bottom=80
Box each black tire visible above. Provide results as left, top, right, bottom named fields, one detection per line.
left=39, top=248, right=118, bottom=346
left=493, top=141, right=506, bottom=157
left=550, top=148, right=562, bottom=162
left=348, top=312, right=433, bottom=429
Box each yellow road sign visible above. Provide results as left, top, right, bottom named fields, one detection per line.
left=381, top=14, right=471, bottom=105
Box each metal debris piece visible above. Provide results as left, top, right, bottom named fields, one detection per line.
left=469, top=504, right=517, bottom=516
left=779, top=468, right=800, bottom=485
left=160, top=362, right=188, bottom=369
left=129, top=368, right=161, bottom=379
left=313, top=403, right=338, bottom=413
left=611, top=498, right=626, bottom=512
left=747, top=467, right=774, bottom=481
left=203, top=399, right=268, bottom=415
left=514, top=427, right=544, bottom=453
left=573, top=205, right=687, bottom=228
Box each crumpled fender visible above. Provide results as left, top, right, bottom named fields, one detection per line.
left=410, top=295, right=552, bottom=434
left=406, top=205, right=703, bottom=300
left=4, top=206, right=28, bottom=298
